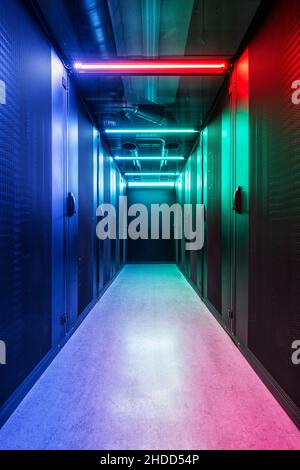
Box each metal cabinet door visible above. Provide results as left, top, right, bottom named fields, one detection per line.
left=232, top=49, right=250, bottom=343
left=51, top=50, right=68, bottom=343
left=66, top=80, right=79, bottom=326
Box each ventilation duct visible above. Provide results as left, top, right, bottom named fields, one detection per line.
left=102, top=101, right=176, bottom=127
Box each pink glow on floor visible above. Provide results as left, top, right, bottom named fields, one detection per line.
left=0, top=265, right=299, bottom=450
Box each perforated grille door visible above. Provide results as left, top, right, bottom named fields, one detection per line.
left=0, top=0, right=52, bottom=407
left=249, top=0, right=300, bottom=409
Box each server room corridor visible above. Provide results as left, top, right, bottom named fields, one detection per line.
left=1, top=0, right=300, bottom=453
left=0, top=264, right=298, bottom=450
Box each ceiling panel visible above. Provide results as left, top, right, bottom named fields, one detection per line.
left=34, top=0, right=262, bottom=178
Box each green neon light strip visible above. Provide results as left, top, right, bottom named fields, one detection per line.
left=105, top=129, right=198, bottom=134
left=125, top=172, right=179, bottom=176
left=115, top=156, right=184, bottom=161
left=128, top=182, right=175, bottom=188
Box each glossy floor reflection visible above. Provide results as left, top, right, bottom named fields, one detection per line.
left=0, top=265, right=299, bottom=450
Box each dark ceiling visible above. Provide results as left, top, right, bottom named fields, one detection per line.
left=33, top=0, right=261, bottom=178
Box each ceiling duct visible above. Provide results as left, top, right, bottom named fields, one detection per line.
left=67, top=0, right=117, bottom=56
left=63, top=0, right=125, bottom=108
left=121, top=142, right=139, bottom=167
left=161, top=141, right=180, bottom=169
left=127, top=103, right=167, bottom=126
left=102, top=99, right=176, bottom=127
left=165, top=142, right=180, bottom=150
left=104, top=103, right=166, bottom=126
left=121, top=142, right=137, bottom=151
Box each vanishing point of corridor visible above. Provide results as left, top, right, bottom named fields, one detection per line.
left=0, top=265, right=299, bottom=450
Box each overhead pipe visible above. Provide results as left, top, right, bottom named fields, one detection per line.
left=136, top=137, right=167, bottom=162
left=78, top=0, right=118, bottom=57
left=121, top=142, right=140, bottom=170
left=67, top=0, right=125, bottom=104
left=101, top=101, right=176, bottom=126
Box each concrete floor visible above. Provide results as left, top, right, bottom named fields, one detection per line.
left=0, top=264, right=299, bottom=450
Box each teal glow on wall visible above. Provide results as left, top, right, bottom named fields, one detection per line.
left=202, top=128, right=208, bottom=199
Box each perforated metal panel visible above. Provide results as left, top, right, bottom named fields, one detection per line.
left=206, top=116, right=222, bottom=313
left=102, top=148, right=111, bottom=287
left=249, top=0, right=300, bottom=409
left=66, top=80, right=79, bottom=325
left=0, top=0, right=52, bottom=406
left=190, top=147, right=199, bottom=286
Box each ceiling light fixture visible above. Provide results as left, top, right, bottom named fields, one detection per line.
left=114, top=156, right=184, bottom=161
left=74, top=59, right=229, bottom=76
left=105, top=129, right=198, bottom=134
left=127, top=182, right=175, bottom=188
left=125, top=172, right=179, bottom=176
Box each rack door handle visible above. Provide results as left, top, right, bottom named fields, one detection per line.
left=67, top=192, right=76, bottom=218
left=233, top=186, right=242, bottom=214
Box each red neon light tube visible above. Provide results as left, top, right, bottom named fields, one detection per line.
left=74, top=59, right=229, bottom=76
